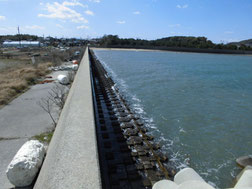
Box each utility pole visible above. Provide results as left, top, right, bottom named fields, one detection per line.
left=17, top=26, right=21, bottom=48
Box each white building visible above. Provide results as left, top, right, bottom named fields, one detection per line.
left=2, top=41, right=41, bottom=48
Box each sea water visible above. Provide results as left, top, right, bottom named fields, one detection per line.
left=94, top=49, right=252, bottom=188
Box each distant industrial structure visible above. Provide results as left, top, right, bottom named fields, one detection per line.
left=2, top=41, right=41, bottom=48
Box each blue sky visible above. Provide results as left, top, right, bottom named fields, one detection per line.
left=0, top=0, right=251, bottom=43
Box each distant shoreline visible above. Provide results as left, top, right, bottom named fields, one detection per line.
left=91, top=47, right=163, bottom=52
left=91, top=46, right=252, bottom=56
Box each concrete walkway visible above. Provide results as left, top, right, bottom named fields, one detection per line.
left=0, top=71, right=66, bottom=189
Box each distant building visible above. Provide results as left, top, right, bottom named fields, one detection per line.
left=2, top=41, right=41, bottom=48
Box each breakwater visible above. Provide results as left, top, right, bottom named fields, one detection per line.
left=34, top=48, right=101, bottom=189
left=89, top=49, right=175, bottom=188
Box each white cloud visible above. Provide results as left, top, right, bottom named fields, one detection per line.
left=224, top=31, right=234, bottom=34
left=77, top=25, right=89, bottom=29
left=85, top=10, right=94, bottom=16
left=62, top=1, right=87, bottom=8
left=0, top=15, right=6, bottom=20
left=56, top=24, right=63, bottom=28
left=25, top=25, right=45, bottom=30
left=89, top=0, right=100, bottom=2
left=117, top=20, right=126, bottom=24
left=168, top=24, right=181, bottom=28
left=38, top=2, right=88, bottom=23
left=133, top=11, right=140, bottom=15
left=176, top=4, right=188, bottom=9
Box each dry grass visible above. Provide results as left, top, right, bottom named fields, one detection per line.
left=0, top=62, right=52, bottom=106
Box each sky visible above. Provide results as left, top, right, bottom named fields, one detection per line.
left=0, top=0, right=252, bottom=43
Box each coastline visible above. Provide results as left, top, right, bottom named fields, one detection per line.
left=91, top=47, right=164, bottom=52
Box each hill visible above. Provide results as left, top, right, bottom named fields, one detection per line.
left=229, top=39, right=252, bottom=47
left=97, top=35, right=252, bottom=51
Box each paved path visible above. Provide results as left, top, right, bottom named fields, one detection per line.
left=0, top=71, right=66, bottom=189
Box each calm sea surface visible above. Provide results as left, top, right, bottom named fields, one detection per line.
left=94, top=49, right=252, bottom=188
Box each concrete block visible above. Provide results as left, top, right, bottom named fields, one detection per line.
left=235, top=167, right=252, bottom=188
left=174, top=167, right=206, bottom=185
left=152, top=180, right=178, bottom=189
left=235, top=166, right=252, bottom=183
left=177, top=180, right=215, bottom=189
left=6, top=140, right=45, bottom=187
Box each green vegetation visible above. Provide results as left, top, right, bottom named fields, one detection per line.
left=0, top=34, right=39, bottom=42
left=229, top=39, right=252, bottom=48
left=33, top=131, right=54, bottom=144
left=97, top=35, right=252, bottom=51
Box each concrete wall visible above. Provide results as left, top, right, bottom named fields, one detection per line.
left=34, top=47, right=102, bottom=189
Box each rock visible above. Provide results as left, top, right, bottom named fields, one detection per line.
left=123, top=128, right=138, bottom=137
left=120, top=122, right=135, bottom=129
left=139, top=156, right=155, bottom=162
left=142, top=161, right=155, bottom=169
left=236, top=155, right=252, bottom=168
left=131, top=151, right=138, bottom=157
left=145, top=170, right=159, bottom=182
left=150, top=143, right=161, bottom=150
left=138, top=150, right=148, bottom=156
left=144, top=134, right=154, bottom=140
left=127, top=136, right=143, bottom=146
left=132, top=115, right=140, bottom=120
left=142, top=178, right=152, bottom=187
left=156, top=152, right=168, bottom=162
left=57, top=74, right=69, bottom=85
left=6, top=140, right=46, bottom=187
left=136, top=120, right=144, bottom=126
left=156, top=170, right=165, bottom=178
left=118, top=117, right=132, bottom=122
left=115, top=112, right=129, bottom=117
left=136, top=163, right=144, bottom=170
left=140, top=127, right=148, bottom=133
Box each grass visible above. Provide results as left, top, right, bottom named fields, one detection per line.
left=33, top=131, right=54, bottom=144
left=0, top=46, right=85, bottom=107
left=0, top=62, right=52, bottom=106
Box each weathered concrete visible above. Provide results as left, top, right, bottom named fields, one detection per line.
left=34, top=48, right=102, bottom=189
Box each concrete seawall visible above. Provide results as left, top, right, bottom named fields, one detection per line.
left=34, top=48, right=102, bottom=189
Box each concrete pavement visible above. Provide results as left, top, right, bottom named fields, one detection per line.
left=0, top=71, right=67, bottom=189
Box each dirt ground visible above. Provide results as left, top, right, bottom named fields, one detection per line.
left=0, top=46, right=84, bottom=107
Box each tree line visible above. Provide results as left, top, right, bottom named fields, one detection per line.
left=96, top=35, right=252, bottom=51
left=0, top=34, right=39, bottom=43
